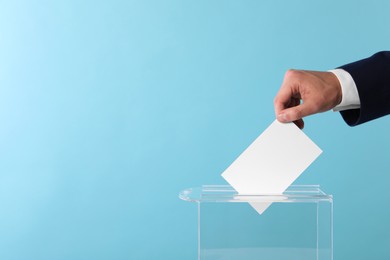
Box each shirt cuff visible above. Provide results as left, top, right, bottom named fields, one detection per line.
left=329, top=69, right=361, bottom=112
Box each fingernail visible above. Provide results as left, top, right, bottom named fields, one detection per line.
left=277, top=113, right=287, bottom=122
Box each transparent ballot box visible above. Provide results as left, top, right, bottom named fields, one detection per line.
left=180, top=185, right=333, bottom=260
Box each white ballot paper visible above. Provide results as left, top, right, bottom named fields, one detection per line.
left=221, top=120, right=322, bottom=214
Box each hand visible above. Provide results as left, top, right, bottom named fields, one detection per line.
left=274, top=69, right=342, bottom=129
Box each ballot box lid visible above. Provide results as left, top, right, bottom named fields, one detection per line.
left=179, top=185, right=332, bottom=203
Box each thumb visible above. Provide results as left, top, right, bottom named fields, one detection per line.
left=277, top=103, right=314, bottom=123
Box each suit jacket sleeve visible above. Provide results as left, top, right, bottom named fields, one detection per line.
left=338, top=51, right=390, bottom=126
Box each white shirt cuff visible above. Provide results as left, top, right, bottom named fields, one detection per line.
left=329, top=69, right=361, bottom=112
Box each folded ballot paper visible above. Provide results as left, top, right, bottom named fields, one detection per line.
left=221, top=120, right=322, bottom=214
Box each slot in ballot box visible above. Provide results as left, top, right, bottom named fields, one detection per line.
left=179, top=185, right=333, bottom=260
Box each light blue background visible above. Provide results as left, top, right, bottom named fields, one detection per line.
left=0, top=0, right=389, bottom=259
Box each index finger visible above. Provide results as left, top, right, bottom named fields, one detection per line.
left=274, top=85, right=293, bottom=116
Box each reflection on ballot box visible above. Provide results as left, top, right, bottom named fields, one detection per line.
left=180, top=185, right=333, bottom=260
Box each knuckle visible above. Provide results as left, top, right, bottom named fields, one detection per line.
left=285, top=69, right=301, bottom=80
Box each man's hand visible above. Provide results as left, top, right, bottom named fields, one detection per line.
left=274, top=69, right=342, bottom=129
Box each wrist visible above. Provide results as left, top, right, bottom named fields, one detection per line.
left=327, top=71, right=343, bottom=107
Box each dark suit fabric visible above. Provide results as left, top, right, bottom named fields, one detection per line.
left=339, top=51, right=390, bottom=126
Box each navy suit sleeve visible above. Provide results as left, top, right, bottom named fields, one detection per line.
left=338, top=51, right=390, bottom=126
